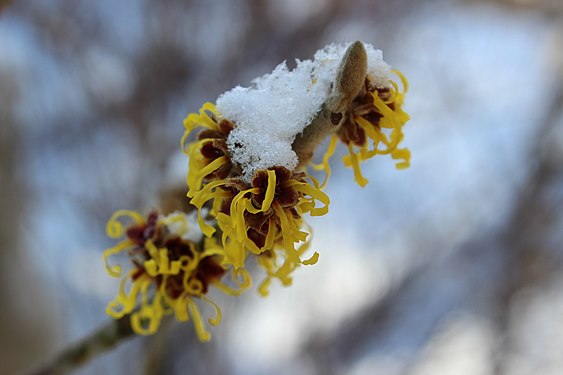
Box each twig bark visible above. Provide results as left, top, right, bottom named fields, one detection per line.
left=25, top=316, right=135, bottom=375
left=492, top=85, right=563, bottom=375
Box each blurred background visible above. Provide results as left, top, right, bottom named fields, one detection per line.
left=1, top=0, right=562, bottom=374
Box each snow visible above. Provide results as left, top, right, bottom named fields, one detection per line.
left=159, top=211, right=203, bottom=243
left=216, top=41, right=391, bottom=181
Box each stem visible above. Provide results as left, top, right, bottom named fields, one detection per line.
left=25, top=316, right=135, bottom=375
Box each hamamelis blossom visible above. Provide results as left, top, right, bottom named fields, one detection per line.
left=312, top=71, right=410, bottom=187
left=329, top=71, right=411, bottom=187
left=181, top=41, right=409, bottom=295
left=102, top=41, right=410, bottom=341
left=183, top=105, right=328, bottom=294
left=102, top=210, right=249, bottom=341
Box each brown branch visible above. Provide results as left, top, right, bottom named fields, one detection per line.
left=492, top=85, right=563, bottom=375
left=24, top=316, right=135, bottom=375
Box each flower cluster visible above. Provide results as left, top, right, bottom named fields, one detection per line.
left=103, top=41, right=411, bottom=341
left=315, top=71, right=410, bottom=187
left=183, top=105, right=329, bottom=295
left=102, top=210, right=249, bottom=340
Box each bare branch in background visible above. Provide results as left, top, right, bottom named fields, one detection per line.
left=493, top=83, right=563, bottom=375
left=0, top=63, right=56, bottom=375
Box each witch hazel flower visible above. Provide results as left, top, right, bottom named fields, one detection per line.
left=103, top=41, right=410, bottom=342
left=102, top=210, right=249, bottom=341
left=183, top=104, right=328, bottom=294
left=182, top=41, right=410, bottom=297
left=309, top=42, right=411, bottom=187
left=333, top=67, right=410, bottom=187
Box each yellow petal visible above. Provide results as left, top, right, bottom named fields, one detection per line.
left=260, top=169, right=277, bottom=212
left=105, top=210, right=144, bottom=238
left=102, top=240, right=133, bottom=277
left=187, top=300, right=211, bottom=342
left=346, top=144, right=368, bottom=187
left=302, top=251, right=319, bottom=265
left=202, top=296, right=222, bottom=326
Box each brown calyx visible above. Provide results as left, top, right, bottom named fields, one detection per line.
left=250, top=166, right=300, bottom=209
left=217, top=166, right=305, bottom=248
left=337, top=79, right=392, bottom=146
left=124, top=211, right=227, bottom=297
left=197, top=119, right=240, bottom=180
left=126, top=211, right=159, bottom=246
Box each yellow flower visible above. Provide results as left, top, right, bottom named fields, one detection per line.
left=315, top=70, right=411, bottom=187
left=193, top=167, right=328, bottom=294
left=182, top=103, right=238, bottom=193
left=182, top=105, right=328, bottom=295
left=182, top=103, right=237, bottom=232
left=102, top=210, right=249, bottom=341
left=179, top=49, right=410, bottom=297
left=102, top=42, right=411, bottom=343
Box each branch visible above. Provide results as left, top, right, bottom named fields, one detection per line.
left=24, top=316, right=135, bottom=375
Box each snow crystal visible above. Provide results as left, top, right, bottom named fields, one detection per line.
left=314, top=42, right=391, bottom=89
left=159, top=211, right=203, bottom=243
left=216, top=42, right=392, bottom=181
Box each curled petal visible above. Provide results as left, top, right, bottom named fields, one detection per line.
left=302, top=251, right=319, bottom=266
left=292, top=182, right=330, bottom=216
left=103, top=240, right=133, bottom=277
left=258, top=277, right=272, bottom=297
left=346, top=144, right=368, bottom=187
left=187, top=300, right=211, bottom=342
left=202, top=296, right=223, bottom=326
left=105, top=210, right=144, bottom=238
left=310, top=135, right=338, bottom=189
left=171, top=296, right=190, bottom=322
left=131, top=290, right=164, bottom=335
